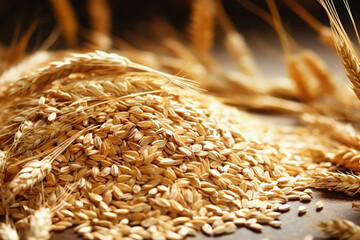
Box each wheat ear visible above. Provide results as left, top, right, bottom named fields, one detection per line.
left=8, top=126, right=92, bottom=197
left=311, top=171, right=360, bottom=196
left=1, top=51, right=200, bottom=100
left=267, top=0, right=316, bottom=102
left=318, top=219, right=360, bottom=240
left=301, top=50, right=337, bottom=95
left=319, top=0, right=360, bottom=101
left=189, top=0, right=216, bottom=57
left=331, top=147, right=360, bottom=172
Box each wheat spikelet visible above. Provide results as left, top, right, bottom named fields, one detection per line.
left=49, top=0, right=78, bottom=47
left=1, top=51, right=127, bottom=98
left=319, top=0, right=360, bottom=101
left=318, top=219, right=360, bottom=240
left=189, top=0, right=216, bottom=56
left=27, top=207, right=52, bottom=240
left=332, top=147, right=360, bottom=172
left=301, top=114, right=360, bottom=148
left=13, top=121, right=67, bottom=155
left=312, top=171, right=360, bottom=196
left=9, top=159, right=52, bottom=195
left=0, top=223, right=19, bottom=240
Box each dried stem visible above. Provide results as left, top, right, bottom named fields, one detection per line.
left=6, top=22, right=37, bottom=66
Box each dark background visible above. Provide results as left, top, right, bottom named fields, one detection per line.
left=0, top=0, right=359, bottom=50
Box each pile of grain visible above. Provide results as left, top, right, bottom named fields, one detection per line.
left=0, top=51, right=331, bottom=240
left=1, top=0, right=360, bottom=239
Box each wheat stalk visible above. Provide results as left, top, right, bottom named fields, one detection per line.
left=285, top=0, right=336, bottom=50
left=311, top=171, right=360, bottom=196
left=318, top=219, right=360, bottom=240
left=49, top=0, right=78, bottom=47
left=87, top=0, right=112, bottom=49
